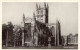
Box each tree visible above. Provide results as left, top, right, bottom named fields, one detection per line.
left=7, top=22, right=14, bottom=47
left=13, top=25, right=22, bottom=47
left=2, top=24, right=7, bottom=46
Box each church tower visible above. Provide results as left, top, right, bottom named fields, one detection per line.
left=36, top=3, right=49, bottom=24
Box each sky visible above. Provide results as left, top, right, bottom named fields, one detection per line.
left=2, top=2, right=78, bottom=35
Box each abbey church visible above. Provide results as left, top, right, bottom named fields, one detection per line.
left=22, top=3, right=62, bottom=47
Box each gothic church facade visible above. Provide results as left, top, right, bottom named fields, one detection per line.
left=22, top=3, right=62, bottom=47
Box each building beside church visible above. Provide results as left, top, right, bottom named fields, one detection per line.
left=67, top=34, right=78, bottom=46
left=61, top=33, right=78, bottom=46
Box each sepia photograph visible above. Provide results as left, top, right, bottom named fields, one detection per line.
left=2, top=2, right=78, bottom=49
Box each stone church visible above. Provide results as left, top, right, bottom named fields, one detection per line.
left=21, top=3, right=62, bottom=47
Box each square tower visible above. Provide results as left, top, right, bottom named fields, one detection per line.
left=35, top=3, right=49, bottom=24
